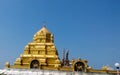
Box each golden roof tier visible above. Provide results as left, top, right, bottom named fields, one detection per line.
left=33, top=26, right=53, bottom=43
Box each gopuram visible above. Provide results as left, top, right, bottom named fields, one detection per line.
left=5, top=26, right=118, bottom=74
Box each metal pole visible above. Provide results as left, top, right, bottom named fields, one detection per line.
left=117, top=67, right=119, bottom=75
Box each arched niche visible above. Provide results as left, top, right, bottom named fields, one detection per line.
left=74, top=61, right=86, bottom=72
left=30, top=60, right=40, bottom=69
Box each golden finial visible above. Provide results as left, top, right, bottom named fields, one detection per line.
left=43, top=21, right=46, bottom=27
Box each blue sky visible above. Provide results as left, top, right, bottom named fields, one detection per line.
left=0, top=0, right=120, bottom=69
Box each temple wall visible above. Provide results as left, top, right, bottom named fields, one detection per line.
left=0, top=69, right=113, bottom=75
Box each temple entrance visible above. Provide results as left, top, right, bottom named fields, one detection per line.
left=74, top=62, right=85, bottom=71
left=30, top=60, right=40, bottom=69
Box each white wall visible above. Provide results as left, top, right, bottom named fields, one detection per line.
left=0, top=69, right=113, bottom=75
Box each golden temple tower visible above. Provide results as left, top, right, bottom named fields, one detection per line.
left=6, top=26, right=61, bottom=69
left=4, top=26, right=118, bottom=74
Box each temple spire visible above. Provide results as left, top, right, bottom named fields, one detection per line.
left=65, top=50, right=69, bottom=66
left=7, top=25, right=61, bottom=69
left=62, top=49, right=65, bottom=66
